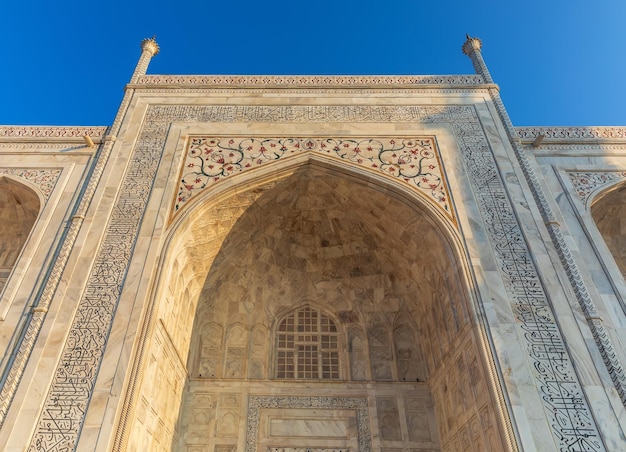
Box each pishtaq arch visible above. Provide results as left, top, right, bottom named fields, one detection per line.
left=119, top=156, right=514, bottom=450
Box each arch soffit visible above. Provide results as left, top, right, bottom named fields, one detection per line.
left=167, top=152, right=462, bottom=259
left=0, top=175, right=44, bottom=211
left=157, top=153, right=476, bottom=337
left=589, top=177, right=626, bottom=211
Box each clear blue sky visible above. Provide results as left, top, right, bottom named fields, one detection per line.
left=1, top=1, right=624, bottom=127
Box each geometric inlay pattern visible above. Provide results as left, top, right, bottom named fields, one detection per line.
left=177, top=137, right=451, bottom=220
left=246, top=396, right=370, bottom=452
left=566, top=171, right=626, bottom=206
left=27, top=104, right=602, bottom=451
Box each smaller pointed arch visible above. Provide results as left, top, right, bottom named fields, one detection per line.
left=0, top=177, right=41, bottom=292
left=591, top=181, right=626, bottom=279
left=248, top=324, right=268, bottom=379
left=367, top=312, right=393, bottom=381
left=348, top=326, right=369, bottom=381
left=223, top=323, right=248, bottom=378
left=193, top=321, right=223, bottom=378
left=393, top=313, right=425, bottom=382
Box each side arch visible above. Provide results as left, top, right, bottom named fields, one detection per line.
left=0, top=177, right=41, bottom=293
left=591, top=180, right=626, bottom=279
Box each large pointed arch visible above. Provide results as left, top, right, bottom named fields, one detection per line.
left=116, top=154, right=514, bottom=451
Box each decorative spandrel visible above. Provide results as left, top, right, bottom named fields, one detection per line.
left=566, top=171, right=626, bottom=207
left=175, top=137, right=452, bottom=222
left=0, top=168, right=62, bottom=202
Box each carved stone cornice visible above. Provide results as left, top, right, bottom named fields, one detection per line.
left=0, top=126, right=108, bottom=142
left=133, top=74, right=486, bottom=88
left=517, top=127, right=626, bottom=143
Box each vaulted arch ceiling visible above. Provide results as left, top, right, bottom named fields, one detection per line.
left=192, top=164, right=469, bottom=378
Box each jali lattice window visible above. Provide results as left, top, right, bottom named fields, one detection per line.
left=276, top=306, right=340, bottom=379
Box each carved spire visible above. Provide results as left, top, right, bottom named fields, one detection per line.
left=462, top=35, right=493, bottom=84
left=130, top=37, right=160, bottom=83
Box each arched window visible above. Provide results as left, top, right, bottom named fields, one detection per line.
left=275, top=306, right=340, bottom=379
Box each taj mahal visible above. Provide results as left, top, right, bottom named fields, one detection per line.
left=0, top=36, right=625, bottom=451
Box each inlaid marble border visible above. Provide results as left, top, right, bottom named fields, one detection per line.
left=25, top=104, right=603, bottom=450
left=246, top=396, right=369, bottom=452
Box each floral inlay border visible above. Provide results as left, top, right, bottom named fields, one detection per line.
left=176, top=137, right=451, bottom=221
left=567, top=171, right=626, bottom=206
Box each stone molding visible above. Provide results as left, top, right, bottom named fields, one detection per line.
left=517, top=127, right=626, bottom=142
left=0, top=143, right=97, bottom=151
left=135, top=74, right=485, bottom=87
left=528, top=144, right=626, bottom=153
left=22, top=104, right=603, bottom=450
left=268, top=449, right=348, bottom=452
left=0, top=126, right=107, bottom=140
left=0, top=169, right=62, bottom=202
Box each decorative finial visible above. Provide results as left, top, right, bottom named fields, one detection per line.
left=141, top=36, right=160, bottom=56
left=461, top=35, right=493, bottom=83
left=462, top=34, right=482, bottom=55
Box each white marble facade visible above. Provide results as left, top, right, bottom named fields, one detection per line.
left=0, top=37, right=625, bottom=451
